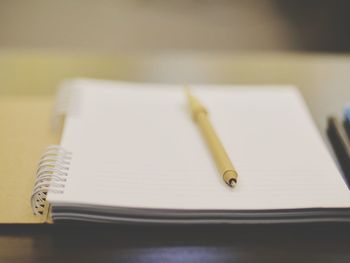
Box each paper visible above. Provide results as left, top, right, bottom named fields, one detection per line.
left=47, top=79, right=350, bottom=212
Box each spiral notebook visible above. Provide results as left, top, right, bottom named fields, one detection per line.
left=6, top=78, right=350, bottom=224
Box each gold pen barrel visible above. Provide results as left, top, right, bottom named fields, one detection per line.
left=186, top=89, right=238, bottom=187
left=196, top=112, right=238, bottom=187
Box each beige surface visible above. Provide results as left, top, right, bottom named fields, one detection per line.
left=0, top=96, right=58, bottom=223
left=1, top=50, right=350, bottom=133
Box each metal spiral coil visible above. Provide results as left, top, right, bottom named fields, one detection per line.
left=31, top=145, right=72, bottom=216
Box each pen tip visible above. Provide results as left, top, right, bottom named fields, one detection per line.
left=228, top=178, right=237, bottom=187
left=224, top=171, right=237, bottom=187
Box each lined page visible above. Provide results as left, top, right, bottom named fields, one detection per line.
left=48, top=79, right=350, bottom=210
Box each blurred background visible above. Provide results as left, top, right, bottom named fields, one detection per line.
left=1, top=0, right=350, bottom=131
left=1, top=0, right=350, bottom=52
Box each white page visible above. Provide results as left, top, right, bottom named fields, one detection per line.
left=48, top=79, right=350, bottom=211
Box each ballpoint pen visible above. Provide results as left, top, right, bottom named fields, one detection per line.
left=186, top=88, right=238, bottom=187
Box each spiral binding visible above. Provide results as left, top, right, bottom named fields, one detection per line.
left=31, top=145, right=72, bottom=216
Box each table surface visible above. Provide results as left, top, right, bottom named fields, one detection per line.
left=2, top=223, right=350, bottom=263
left=1, top=50, right=350, bottom=133
left=1, top=50, right=350, bottom=262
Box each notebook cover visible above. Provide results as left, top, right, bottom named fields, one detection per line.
left=345, top=107, right=350, bottom=139
left=0, top=96, right=59, bottom=223
left=327, top=117, right=350, bottom=187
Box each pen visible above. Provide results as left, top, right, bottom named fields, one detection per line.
left=185, top=88, right=238, bottom=187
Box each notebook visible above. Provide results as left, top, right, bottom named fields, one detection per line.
left=26, top=79, right=350, bottom=223
left=327, top=107, right=350, bottom=189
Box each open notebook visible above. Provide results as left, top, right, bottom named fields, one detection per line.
left=31, top=79, right=350, bottom=224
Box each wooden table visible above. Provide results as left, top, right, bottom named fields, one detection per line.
left=1, top=50, right=350, bottom=262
